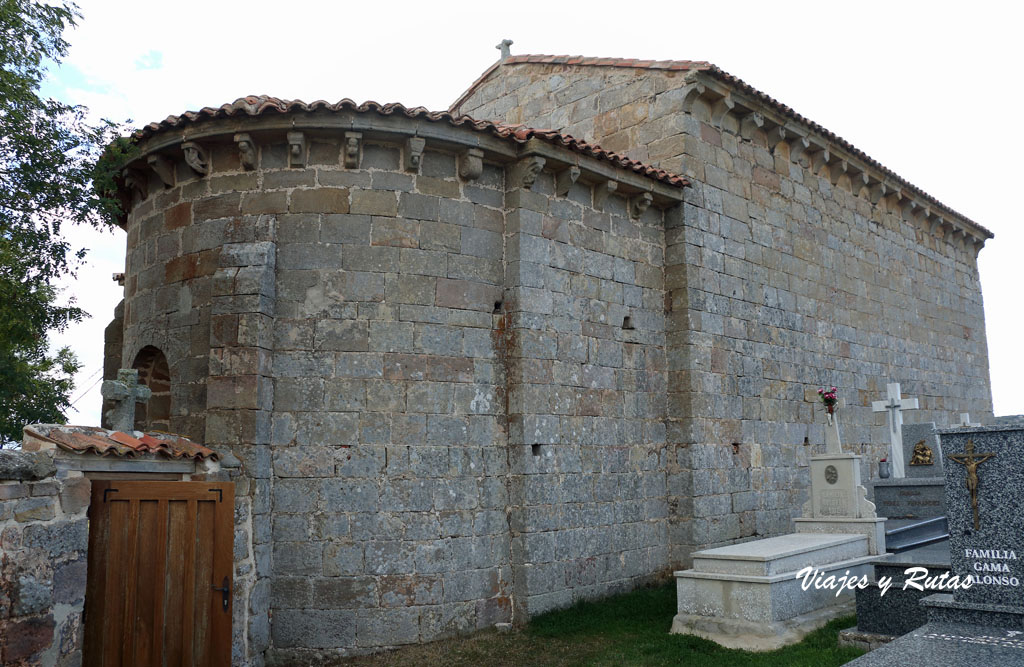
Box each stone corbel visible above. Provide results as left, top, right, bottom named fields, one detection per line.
left=555, top=166, right=580, bottom=196
left=928, top=216, right=946, bottom=238
left=739, top=112, right=764, bottom=140
left=849, top=171, right=869, bottom=196
left=900, top=198, right=918, bottom=222
left=630, top=192, right=653, bottom=219
left=234, top=133, right=258, bottom=171
left=593, top=180, right=618, bottom=211
left=969, top=235, right=987, bottom=257
left=181, top=141, right=210, bottom=176
left=711, top=95, right=736, bottom=128
left=868, top=180, right=889, bottom=205
left=789, top=136, right=811, bottom=167
left=513, top=156, right=545, bottom=189
left=913, top=207, right=932, bottom=232
left=828, top=159, right=848, bottom=186
left=680, top=80, right=707, bottom=114
left=405, top=137, right=426, bottom=172
left=882, top=187, right=905, bottom=213
left=287, top=131, right=306, bottom=168
left=458, top=148, right=484, bottom=181
left=147, top=155, right=175, bottom=188
left=344, top=132, right=362, bottom=169
left=808, top=144, right=830, bottom=175
left=123, top=168, right=148, bottom=203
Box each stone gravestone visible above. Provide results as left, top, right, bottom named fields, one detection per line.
left=794, top=404, right=887, bottom=555
left=872, top=422, right=947, bottom=523
left=930, top=425, right=1024, bottom=615
left=848, top=424, right=1024, bottom=665
left=100, top=368, right=151, bottom=433
left=871, top=382, right=918, bottom=479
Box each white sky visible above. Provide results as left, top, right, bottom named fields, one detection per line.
left=47, top=0, right=1024, bottom=424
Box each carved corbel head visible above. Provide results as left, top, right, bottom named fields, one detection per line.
left=555, top=166, right=580, bottom=197
left=593, top=180, right=618, bottom=211
left=147, top=154, right=175, bottom=188
left=181, top=141, right=209, bottom=176
left=123, top=168, right=148, bottom=203
left=405, top=137, right=426, bottom=172
left=630, top=192, right=653, bottom=219
left=234, top=133, right=257, bottom=170
left=344, top=132, right=362, bottom=169
left=459, top=148, right=484, bottom=181
left=514, top=156, right=546, bottom=189
left=287, top=132, right=306, bottom=168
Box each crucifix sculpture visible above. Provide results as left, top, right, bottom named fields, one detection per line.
left=101, top=368, right=152, bottom=433
left=871, top=382, right=918, bottom=478
left=948, top=439, right=996, bottom=531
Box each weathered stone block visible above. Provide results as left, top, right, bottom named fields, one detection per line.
left=0, top=451, right=56, bottom=481
left=270, top=609, right=355, bottom=648
left=435, top=278, right=502, bottom=312
left=290, top=188, right=350, bottom=214
left=350, top=190, right=397, bottom=216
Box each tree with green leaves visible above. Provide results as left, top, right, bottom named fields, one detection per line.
left=0, top=0, right=126, bottom=444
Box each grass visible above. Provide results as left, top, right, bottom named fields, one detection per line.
left=342, top=581, right=866, bottom=666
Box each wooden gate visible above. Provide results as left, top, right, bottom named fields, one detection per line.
left=83, top=481, right=234, bottom=666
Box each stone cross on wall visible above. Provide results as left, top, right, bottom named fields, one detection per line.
left=959, top=413, right=980, bottom=428
left=871, top=382, right=918, bottom=479
left=101, top=369, right=151, bottom=433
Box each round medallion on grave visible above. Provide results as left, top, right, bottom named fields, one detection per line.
left=825, top=465, right=838, bottom=484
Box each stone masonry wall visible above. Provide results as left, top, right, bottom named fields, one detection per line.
left=456, top=62, right=993, bottom=565
left=504, top=169, right=669, bottom=616
left=262, top=141, right=513, bottom=662
left=0, top=451, right=90, bottom=667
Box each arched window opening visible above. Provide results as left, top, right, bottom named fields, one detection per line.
left=132, top=346, right=171, bottom=432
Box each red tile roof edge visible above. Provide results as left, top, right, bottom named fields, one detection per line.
left=25, top=424, right=219, bottom=462
left=131, top=97, right=687, bottom=189
left=449, top=55, right=990, bottom=238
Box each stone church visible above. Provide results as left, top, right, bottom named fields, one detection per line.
left=101, top=50, right=993, bottom=662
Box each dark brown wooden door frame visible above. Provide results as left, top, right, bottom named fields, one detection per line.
left=83, top=481, right=234, bottom=667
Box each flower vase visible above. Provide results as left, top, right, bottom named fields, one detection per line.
left=878, top=461, right=890, bottom=479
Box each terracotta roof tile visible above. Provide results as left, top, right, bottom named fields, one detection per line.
left=25, top=424, right=218, bottom=461
left=451, top=55, right=989, bottom=237
left=133, top=97, right=687, bottom=189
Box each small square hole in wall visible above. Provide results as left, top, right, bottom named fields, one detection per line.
left=493, top=301, right=503, bottom=314
left=622, top=316, right=634, bottom=330
left=531, top=444, right=542, bottom=457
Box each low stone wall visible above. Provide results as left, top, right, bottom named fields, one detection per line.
left=0, top=450, right=90, bottom=667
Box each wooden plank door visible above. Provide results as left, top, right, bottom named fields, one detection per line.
left=83, top=481, right=234, bottom=666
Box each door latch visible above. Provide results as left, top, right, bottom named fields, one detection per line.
left=212, top=577, right=230, bottom=612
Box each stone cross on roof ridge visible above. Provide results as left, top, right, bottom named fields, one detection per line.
left=496, top=39, right=513, bottom=60
left=101, top=368, right=152, bottom=433
left=871, top=382, right=918, bottom=479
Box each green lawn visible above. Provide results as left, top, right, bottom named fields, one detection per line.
left=344, top=581, right=866, bottom=666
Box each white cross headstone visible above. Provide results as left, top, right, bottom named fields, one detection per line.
left=871, top=382, right=918, bottom=478
left=958, top=413, right=980, bottom=428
